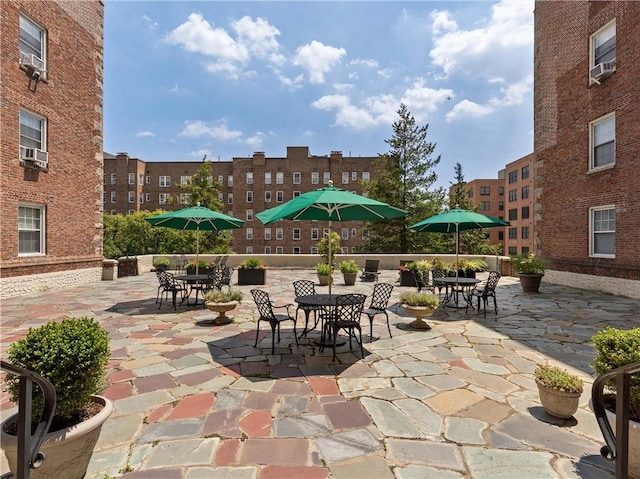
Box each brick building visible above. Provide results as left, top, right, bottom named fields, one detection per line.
left=104, top=147, right=378, bottom=254
left=0, top=1, right=104, bottom=297
left=534, top=1, right=640, bottom=293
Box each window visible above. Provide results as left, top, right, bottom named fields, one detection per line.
left=276, top=191, right=284, bottom=203
left=508, top=208, right=518, bottom=221
left=246, top=191, right=253, bottom=203
left=145, top=193, right=151, bottom=202
left=276, top=228, right=283, bottom=240
left=128, top=173, right=135, bottom=185
left=323, top=172, right=330, bottom=184
left=342, top=228, right=348, bottom=240
left=265, top=172, right=272, bottom=184
left=522, top=206, right=530, bottom=219
left=111, top=173, right=117, bottom=184
left=342, top=172, right=349, bottom=184
left=498, top=186, right=504, bottom=196
left=591, top=21, right=616, bottom=67
left=276, top=172, right=284, bottom=184
left=228, top=175, right=233, bottom=187
left=293, top=228, right=301, bottom=240
left=293, top=191, right=300, bottom=197
left=138, top=174, right=143, bottom=185
left=590, top=206, right=615, bottom=257
left=19, top=14, right=46, bottom=73
left=311, top=172, right=319, bottom=184
left=498, top=231, right=504, bottom=241
left=110, top=210, right=116, bottom=215
left=467, top=190, right=474, bottom=198
left=110, top=191, right=116, bottom=203
left=508, top=190, right=517, bottom=202
left=128, top=191, right=135, bottom=203
left=508, top=246, right=517, bottom=255
left=159, top=176, right=170, bottom=187
left=246, top=228, right=253, bottom=240
left=246, top=209, right=253, bottom=221
left=311, top=228, right=319, bottom=240
left=362, top=228, right=369, bottom=239
left=276, top=246, right=283, bottom=254
left=145, top=176, right=150, bottom=184
left=19, top=204, right=45, bottom=255
left=19, top=109, right=46, bottom=151
left=498, top=201, right=504, bottom=211
left=180, top=193, right=190, bottom=205
left=521, top=226, right=529, bottom=239
left=264, top=228, right=271, bottom=240
left=480, top=201, right=490, bottom=211
left=590, top=114, right=615, bottom=170
left=218, top=175, right=224, bottom=184
left=159, top=193, right=169, bottom=204
left=246, top=246, right=253, bottom=254
left=293, top=247, right=301, bottom=254
left=508, top=227, right=517, bottom=239
left=265, top=191, right=272, bottom=203
left=480, top=186, right=490, bottom=195
left=521, top=165, right=530, bottom=179
left=293, top=172, right=301, bottom=184
left=180, top=175, right=191, bottom=185
left=362, top=172, right=370, bottom=182
left=228, top=193, right=233, bottom=204
left=127, top=210, right=134, bottom=216
left=521, top=186, right=529, bottom=199
left=264, top=246, right=272, bottom=254
left=351, top=228, right=357, bottom=237
left=310, top=247, right=318, bottom=255
left=521, top=246, right=530, bottom=255
left=246, top=172, right=253, bottom=185
left=352, top=172, right=357, bottom=181
left=341, top=247, right=349, bottom=254
left=508, top=171, right=518, bottom=183
left=218, top=193, right=224, bottom=202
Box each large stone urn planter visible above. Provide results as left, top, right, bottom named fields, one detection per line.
left=1, top=395, right=113, bottom=479
left=402, top=305, right=437, bottom=330
left=536, top=379, right=581, bottom=419
left=205, top=300, right=239, bottom=325
left=519, top=273, right=543, bottom=292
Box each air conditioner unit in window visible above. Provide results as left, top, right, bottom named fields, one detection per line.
left=590, top=60, right=616, bottom=83
left=20, top=53, right=45, bottom=71
left=20, top=146, right=49, bottom=168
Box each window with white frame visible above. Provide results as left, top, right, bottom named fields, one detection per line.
left=111, top=173, right=117, bottom=184
left=323, top=172, right=330, bottom=184
left=145, top=176, right=150, bottom=184
left=218, top=175, right=224, bottom=184
left=128, top=173, right=135, bottom=185
left=311, top=228, right=319, bottom=240
left=341, top=228, right=348, bottom=240
left=19, top=14, right=46, bottom=72
left=276, top=172, right=284, bottom=184
left=19, top=204, right=45, bottom=255
left=264, top=246, right=271, bottom=254
left=342, top=172, right=349, bottom=184
left=228, top=193, right=233, bottom=204
left=590, top=206, right=615, bottom=257
left=128, top=191, right=135, bottom=203
left=139, top=174, right=144, bottom=185
left=19, top=109, right=46, bottom=151
left=264, top=228, right=271, bottom=240
left=276, top=228, right=283, bottom=240
left=351, top=228, right=357, bottom=237
left=228, top=175, right=233, bottom=187
left=276, top=191, right=283, bottom=203
left=310, top=247, right=318, bottom=255
left=246, top=172, right=253, bottom=184
left=362, top=171, right=370, bottom=182
left=293, top=247, right=301, bottom=254
left=293, top=172, right=301, bottom=184
left=246, top=228, right=253, bottom=240
left=180, top=175, right=191, bottom=185
left=323, top=228, right=329, bottom=237
left=246, top=191, right=253, bottom=203
left=590, top=114, right=615, bottom=170
left=180, top=193, right=190, bottom=205
left=293, top=191, right=300, bottom=198
left=110, top=191, right=116, bottom=203
left=293, top=228, right=301, bottom=240
left=110, top=209, right=116, bottom=215
left=591, top=21, right=616, bottom=68
left=276, top=246, right=283, bottom=254
left=127, top=210, right=134, bottom=215
left=311, top=172, right=319, bottom=184
left=145, top=193, right=151, bottom=202
left=159, top=193, right=169, bottom=204
left=265, top=172, right=271, bottom=184
left=265, top=191, right=272, bottom=203
left=159, top=176, right=171, bottom=187
left=362, top=228, right=369, bottom=239
left=246, top=209, right=253, bottom=221
left=218, top=193, right=224, bottom=202
left=352, top=172, right=357, bottom=181
left=246, top=246, right=253, bottom=254
left=103, top=192, right=106, bottom=203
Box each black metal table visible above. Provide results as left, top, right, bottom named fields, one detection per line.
left=295, top=294, right=346, bottom=346
left=175, top=274, right=211, bottom=306
left=436, top=277, right=481, bottom=309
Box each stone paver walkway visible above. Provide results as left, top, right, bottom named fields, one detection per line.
left=2, top=268, right=638, bottom=479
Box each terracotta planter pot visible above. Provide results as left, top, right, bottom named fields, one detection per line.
left=402, top=305, right=437, bottom=330
left=1, top=395, right=113, bottom=479
left=205, top=300, right=239, bottom=325
left=536, top=379, right=581, bottom=418
left=519, top=273, right=543, bottom=292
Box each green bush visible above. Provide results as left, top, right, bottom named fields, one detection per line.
left=510, top=252, right=549, bottom=274
left=535, top=364, right=583, bottom=393
left=399, top=291, right=440, bottom=308
left=5, top=317, right=110, bottom=422
left=239, top=257, right=265, bottom=269
left=338, top=260, right=359, bottom=274
left=153, top=257, right=170, bottom=267
left=316, top=263, right=332, bottom=275
left=591, top=327, right=640, bottom=420
left=204, top=289, right=244, bottom=303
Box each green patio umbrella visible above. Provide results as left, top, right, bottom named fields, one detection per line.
left=146, top=204, right=244, bottom=274
left=409, top=208, right=510, bottom=281
left=256, top=181, right=407, bottom=295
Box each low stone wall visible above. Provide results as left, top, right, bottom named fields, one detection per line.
left=544, top=270, right=640, bottom=300
left=0, top=267, right=102, bottom=299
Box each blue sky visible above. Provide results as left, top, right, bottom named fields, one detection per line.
left=104, top=0, right=534, bottom=189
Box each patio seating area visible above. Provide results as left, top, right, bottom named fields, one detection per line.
left=1, top=268, right=638, bottom=478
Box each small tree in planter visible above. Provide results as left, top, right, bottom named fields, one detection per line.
left=2, top=317, right=112, bottom=479
left=534, top=364, right=583, bottom=419
left=338, top=260, right=359, bottom=285
left=237, top=257, right=266, bottom=285
left=510, top=252, right=549, bottom=292
left=316, top=262, right=333, bottom=286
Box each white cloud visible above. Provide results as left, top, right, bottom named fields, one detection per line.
left=489, top=75, right=532, bottom=106
left=142, top=15, right=158, bottom=30
left=245, top=132, right=265, bottom=148
left=191, top=148, right=211, bottom=159
left=332, top=83, right=353, bottom=92
left=446, top=100, right=494, bottom=122
left=293, top=40, right=346, bottom=84
left=430, top=10, right=457, bottom=35
left=180, top=120, right=243, bottom=141
left=232, top=16, right=282, bottom=61
left=401, top=81, right=454, bottom=116
left=135, top=130, right=155, bottom=138
left=349, top=58, right=378, bottom=68
left=277, top=72, right=305, bottom=89
left=312, top=94, right=391, bottom=129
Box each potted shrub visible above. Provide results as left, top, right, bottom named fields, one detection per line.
left=591, top=327, right=640, bottom=477
left=316, top=262, right=333, bottom=286
left=399, top=291, right=440, bottom=330
left=338, top=259, right=359, bottom=286
left=2, top=317, right=112, bottom=479
left=510, top=252, right=549, bottom=292
left=153, top=256, right=170, bottom=272
left=398, top=260, right=417, bottom=286
left=204, top=289, right=244, bottom=325
left=317, top=231, right=341, bottom=267
left=463, top=259, right=488, bottom=278
left=186, top=259, right=213, bottom=275
left=534, top=364, right=583, bottom=419
left=237, top=257, right=266, bottom=285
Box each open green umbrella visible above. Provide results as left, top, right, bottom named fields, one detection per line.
left=409, top=208, right=510, bottom=281
left=146, top=204, right=244, bottom=274
left=257, top=181, right=407, bottom=295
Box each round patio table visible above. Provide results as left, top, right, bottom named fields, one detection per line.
left=436, top=277, right=481, bottom=309
left=295, top=294, right=346, bottom=346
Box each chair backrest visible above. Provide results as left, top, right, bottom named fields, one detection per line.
left=334, top=294, right=367, bottom=323
left=220, top=266, right=234, bottom=286
left=369, top=283, right=393, bottom=310
left=251, top=289, right=274, bottom=320
left=156, top=270, right=167, bottom=286
left=411, top=269, right=430, bottom=289
left=162, top=271, right=181, bottom=289
left=432, top=268, right=446, bottom=280
left=364, top=259, right=379, bottom=272
left=220, top=255, right=229, bottom=267
left=483, top=271, right=501, bottom=294
left=293, top=280, right=316, bottom=297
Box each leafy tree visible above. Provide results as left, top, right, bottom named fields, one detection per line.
left=360, top=103, right=445, bottom=253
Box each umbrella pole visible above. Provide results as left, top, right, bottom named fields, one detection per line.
left=196, top=229, right=200, bottom=275
left=328, top=221, right=332, bottom=297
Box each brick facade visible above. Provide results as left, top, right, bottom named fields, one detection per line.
left=534, top=1, right=640, bottom=281
left=0, top=1, right=104, bottom=281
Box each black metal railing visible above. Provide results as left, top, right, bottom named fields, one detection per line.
left=0, top=361, right=56, bottom=479
left=591, top=361, right=640, bottom=479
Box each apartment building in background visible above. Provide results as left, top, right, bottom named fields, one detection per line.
left=534, top=1, right=640, bottom=295
left=0, top=1, right=104, bottom=297
left=104, top=147, right=378, bottom=254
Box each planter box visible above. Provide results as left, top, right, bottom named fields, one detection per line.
left=238, top=268, right=266, bottom=285
left=399, top=270, right=416, bottom=287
